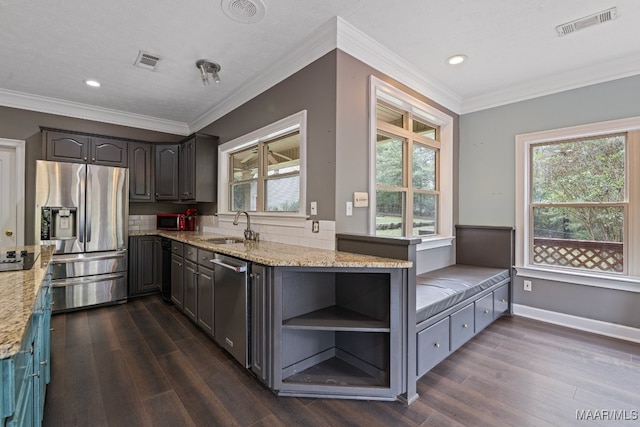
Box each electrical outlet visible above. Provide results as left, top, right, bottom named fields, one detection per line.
left=524, top=280, right=532, bottom=292
left=312, top=220, right=319, bottom=233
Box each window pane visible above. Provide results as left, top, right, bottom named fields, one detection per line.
left=532, top=206, right=624, bottom=272
left=412, top=118, right=437, bottom=139
left=413, top=193, right=437, bottom=237
left=231, top=181, right=257, bottom=211
left=231, top=148, right=258, bottom=182
left=266, top=131, right=300, bottom=176
left=532, top=135, right=625, bottom=203
left=265, top=176, right=299, bottom=211
left=412, top=143, right=436, bottom=190
left=376, top=103, right=404, bottom=128
left=376, top=190, right=404, bottom=236
left=376, top=134, right=403, bottom=187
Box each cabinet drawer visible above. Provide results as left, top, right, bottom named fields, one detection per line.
left=184, top=245, right=198, bottom=262
left=171, top=241, right=184, bottom=256
left=450, top=303, right=474, bottom=352
left=417, top=317, right=450, bottom=377
left=197, top=248, right=214, bottom=266
left=494, top=285, right=509, bottom=318
left=474, top=293, right=494, bottom=333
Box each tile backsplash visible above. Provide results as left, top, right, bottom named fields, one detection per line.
left=128, top=214, right=336, bottom=250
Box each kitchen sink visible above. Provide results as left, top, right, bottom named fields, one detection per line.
left=205, top=238, right=245, bottom=245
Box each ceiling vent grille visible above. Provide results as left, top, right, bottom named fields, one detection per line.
left=556, top=7, right=617, bottom=36
left=134, top=51, right=161, bottom=70
left=222, top=0, right=266, bottom=23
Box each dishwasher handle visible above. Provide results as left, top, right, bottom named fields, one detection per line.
left=210, top=258, right=247, bottom=273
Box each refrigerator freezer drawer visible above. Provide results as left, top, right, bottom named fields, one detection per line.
left=51, top=272, right=127, bottom=313
left=51, top=250, right=127, bottom=280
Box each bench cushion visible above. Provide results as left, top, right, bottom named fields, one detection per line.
left=416, top=264, right=509, bottom=324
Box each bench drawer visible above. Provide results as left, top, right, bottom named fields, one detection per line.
left=494, top=285, right=509, bottom=318
left=450, top=303, right=475, bottom=352
left=417, top=317, right=450, bottom=377
left=475, top=293, right=494, bottom=333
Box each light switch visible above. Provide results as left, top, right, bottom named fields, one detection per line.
left=346, top=201, right=353, bottom=216
left=310, top=201, right=317, bottom=215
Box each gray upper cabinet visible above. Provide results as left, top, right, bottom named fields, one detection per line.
left=178, top=133, right=218, bottom=202
left=129, top=142, right=154, bottom=202
left=44, top=130, right=128, bottom=167
left=154, top=144, right=180, bottom=201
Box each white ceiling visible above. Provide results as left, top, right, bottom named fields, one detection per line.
left=1, top=0, right=639, bottom=135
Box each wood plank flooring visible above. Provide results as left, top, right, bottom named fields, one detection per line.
left=43, top=296, right=640, bottom=427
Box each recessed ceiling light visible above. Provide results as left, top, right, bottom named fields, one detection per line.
left=446, top=54, right=467, bottom=65
left=84, top=79, right=101, bottom=88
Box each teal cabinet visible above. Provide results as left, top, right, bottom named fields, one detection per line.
left=1, top=272, right=52, bottom=427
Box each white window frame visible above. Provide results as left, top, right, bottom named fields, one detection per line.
left=516, top=116, right=640, bottom=292
left=218, top=110, right=308, bottom=224
left=368, top=76, right=454, bottom=249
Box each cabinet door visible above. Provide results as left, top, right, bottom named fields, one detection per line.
left=179, top=137, right=195, bottom=201
left=251, top=264, right=270, bottom=384
left=170, top=254, right=184, bottom=309
left=183, top=259, right=197, bottom=322
left=197, top=265, right=214, bottom=336
left=46, top=131, right=89, bottom=163
left=91, top=137, right=128, bottom=167
left=155, top=144, right=180, bottom=201
left=129, top=142, right=154, bottom=201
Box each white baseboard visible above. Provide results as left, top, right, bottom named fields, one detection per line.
left=512, top=304, right=640, bottom=344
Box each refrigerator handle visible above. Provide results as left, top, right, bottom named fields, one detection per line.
left=78, top=165, right=85, bottom=244
left=86, top=166, right=92, bottom=242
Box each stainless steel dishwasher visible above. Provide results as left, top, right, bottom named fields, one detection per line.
left=211, top=254, right=250, bottom=368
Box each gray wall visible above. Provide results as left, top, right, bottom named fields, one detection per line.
left=200, top=51, right=338, bottom=220
left=459, top=74, right=640, bottom=328
left=0, top=106, right=183, bottom=243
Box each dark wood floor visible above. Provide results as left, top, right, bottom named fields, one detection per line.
left=43, top=296, right=640, bottom=427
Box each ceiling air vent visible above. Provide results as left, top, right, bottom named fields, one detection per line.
left=556, top=7, right=617, bottom=37
left=134, top=51, right=161, bottom=71
left=221, top=0, right=266, bottom=24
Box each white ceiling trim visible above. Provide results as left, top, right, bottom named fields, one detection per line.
left=461, top=51, right=640, bottom=114
left=335, top=17, right=463, bottom=114
left=188, top=18, right=338, bottom=133
left=0, top=88, right=190, bottom=135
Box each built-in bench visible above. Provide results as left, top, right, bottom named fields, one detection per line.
left=337, top=225, right=514, bottom=405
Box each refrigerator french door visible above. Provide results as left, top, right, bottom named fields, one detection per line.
left=36, top=160, right=129, bottom=312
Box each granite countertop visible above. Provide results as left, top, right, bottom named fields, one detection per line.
left=131, top=230, right=413, bottom=269
left=0, top=245, right=53, bottom=359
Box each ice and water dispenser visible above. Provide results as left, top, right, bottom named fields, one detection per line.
left=40, top=207, right=77, bottom=240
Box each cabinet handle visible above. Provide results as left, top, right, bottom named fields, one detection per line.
left=40, top=360, right=48, bottom=366
left=29, top=371, right=40, bottom=378
left=434, top=342, right=440, bottom=348
left=92, top=157, right=96, bottom=162
left=484, top=309, right=490, bottom=314
left=156, top=193, right=159, bottom=197
left=501, top=298, right=507, bottom=303
left=84, top=157, right=87, bottom=161
left=463, top=323, right=468, bottom=328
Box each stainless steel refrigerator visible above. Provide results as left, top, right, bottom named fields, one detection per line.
left=35, top=160, right=128, bottom=312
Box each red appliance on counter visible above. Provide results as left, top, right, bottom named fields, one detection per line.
left=156, top=213, right=186, bottom=231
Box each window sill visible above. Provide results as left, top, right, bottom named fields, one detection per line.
left=417, top=236, right=454, bottom=251
left=217, top=212, right=309, bottom=228
left=515, top=265, right=640, bottom=293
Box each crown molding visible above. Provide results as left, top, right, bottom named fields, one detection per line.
left=335, top=17, right=463, bottom=114
left=461, top=52, right=640, bottom=114
left=0, top=88, right=190, bottom=135
left=189, top=18, right=338, bottom=132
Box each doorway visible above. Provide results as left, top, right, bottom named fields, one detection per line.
left=0, top=138, right=25, bottom=247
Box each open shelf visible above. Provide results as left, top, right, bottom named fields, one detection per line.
left=282, top=305, right=390, bottom=332
left=283, top=355, right=388, bottom=388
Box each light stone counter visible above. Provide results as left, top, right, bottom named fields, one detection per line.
left=0, top=245, right=53, bottom=359
left=130, top=230, right=413, bottom=269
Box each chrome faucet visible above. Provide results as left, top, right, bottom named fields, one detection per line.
left=233, top=211, right=258, bottom=241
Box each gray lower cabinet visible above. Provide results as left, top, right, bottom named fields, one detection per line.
left=183, top=259, right=198, bottom=323
left=272, top=266, right=403, bottom=400
left=251, top=264, right=270, bottom=385
left=196, top=248, right=214, bottom=336
left=128, top=236, right=161, bottom=297
left=170, top=242, right=185, bottom=309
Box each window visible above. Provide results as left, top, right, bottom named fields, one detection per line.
left=516, top=117, right=640, bottom=286
left=218, top=110, right=307, bottom=215
left=369, top=77, right=454, bottom=241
